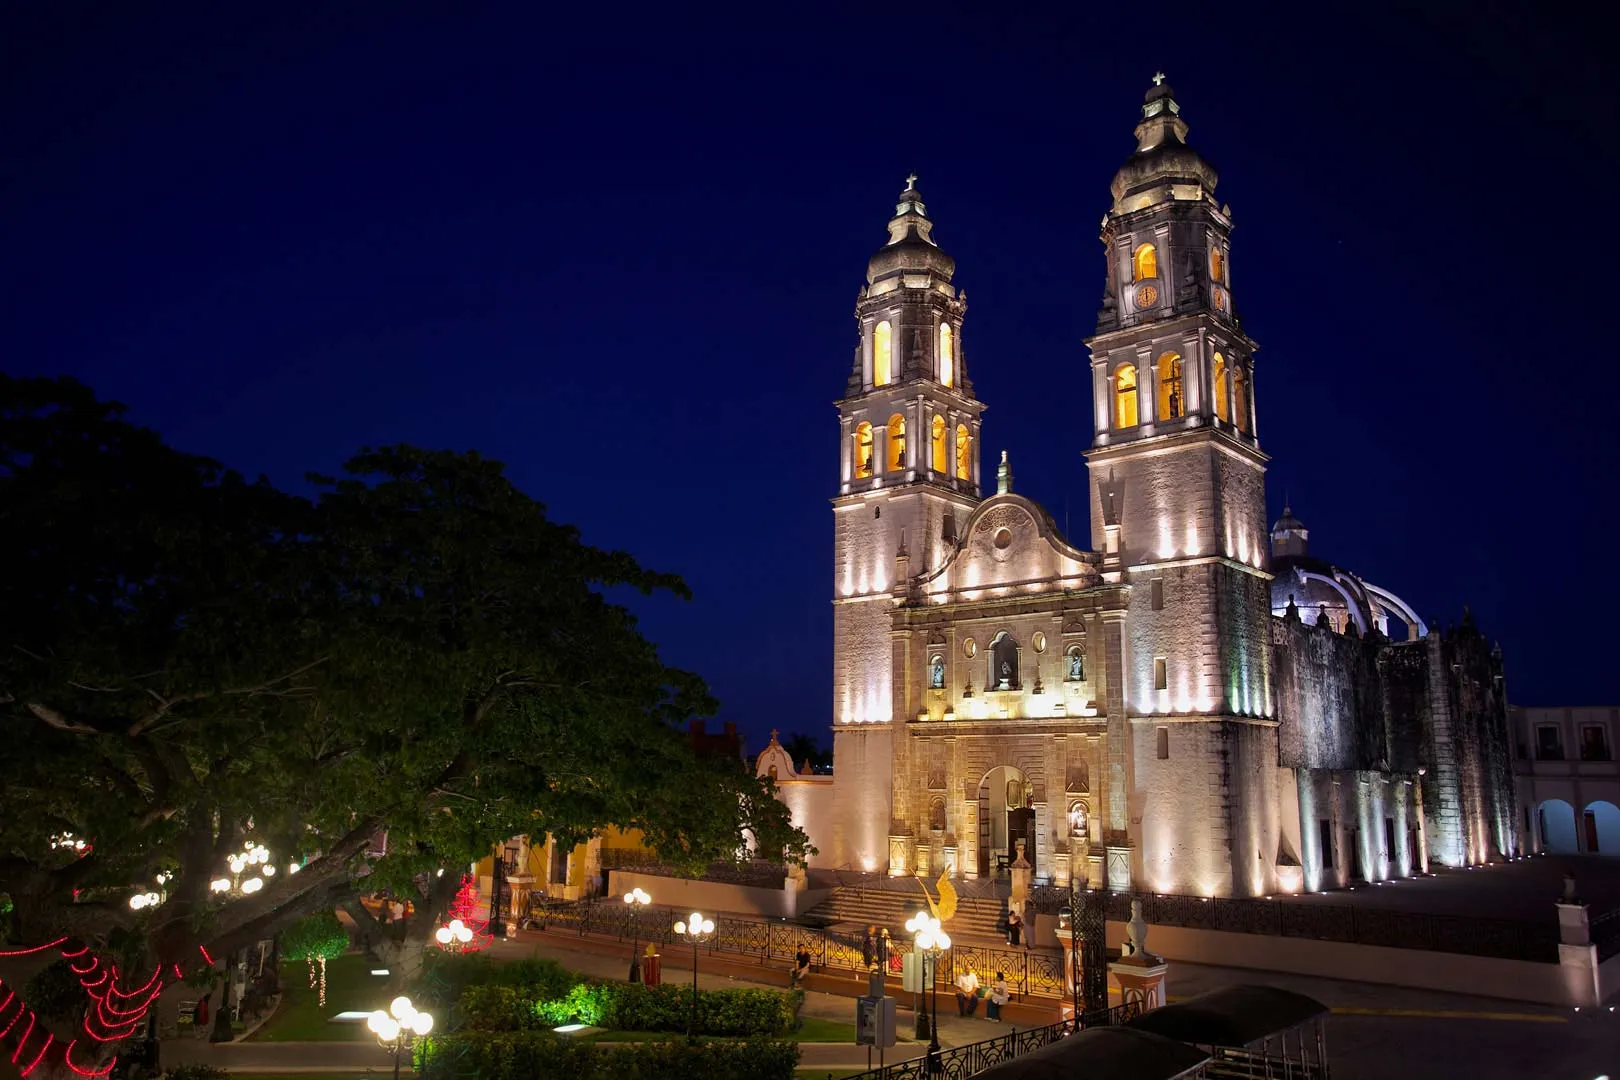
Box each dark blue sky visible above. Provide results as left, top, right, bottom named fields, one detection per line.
left=4, top=3, right=1615, bottom=751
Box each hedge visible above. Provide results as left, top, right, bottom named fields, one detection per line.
left=534, top=981, right=800, bottom=1037
left=418, top=1032, right=798, bottom=1080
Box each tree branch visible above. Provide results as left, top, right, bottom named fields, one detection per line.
left=27, top=702, right=103, bottom=735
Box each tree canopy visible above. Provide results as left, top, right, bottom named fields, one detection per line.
left=0, top=375, right=808, bottom=990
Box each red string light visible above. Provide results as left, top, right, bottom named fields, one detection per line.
left=197, top=945, right=215, bottom=966
left=10, top=1012, right=35, bottom=1062
left=170, top=965, right=183, bottom=980
left=65, top=1040, right=116, bottom=1078
left=20, top=1033, right=54, bottom=1077
left=0, top=939, right=67, bottom=957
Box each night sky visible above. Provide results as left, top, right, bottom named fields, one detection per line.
left=4, top=4, right=1616, bottom=753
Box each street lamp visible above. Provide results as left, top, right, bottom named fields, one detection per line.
left=622, top=887, right=652, bottom=982
left=211, top=841, right=276, bottom=896
left=905, top=910, right=950, bottom=1075
left=368, top=995, right=434, bottom=1080
left=434, top=919, right=475, bottom=953
left=672, top=911, right=714, bottom=1043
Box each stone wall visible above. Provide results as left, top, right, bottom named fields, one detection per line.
left=1271, top=610, right=1387, bottom=771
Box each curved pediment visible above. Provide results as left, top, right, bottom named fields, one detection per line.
left=919, top=494, right=1099, bottom=601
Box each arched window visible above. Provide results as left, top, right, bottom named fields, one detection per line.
left=929, top=797, right=947, bottom=832
left=854, top=422, right=874, bottom=478
left=938, top=323, right=954, bottom=387
left=1115, top=364, right=1139, bottom=428
left=873, top=320, right=893, bottom=386
left=1133, top=243, right=1158, bottom=282
left=1068, top=801, right=1087, bottom=838
left=990, top=631, right=1018, bottom=690
left=955, top=424, right=971, bottom=480
left=1210, top=247, right=1225, bottom=283
left=931, top=415, right=947, bottom=473
left=1065, top=645, right=1085, bottom=682
left=1158, top=352, right=1183, bottom=420
left=1212, top=352, right=1230, bottom=423
left=1233, top=368, right=1250, bottom=433
left=886, top=414, right=906, bottom=472
left=929, top=654, right=945, bottom=690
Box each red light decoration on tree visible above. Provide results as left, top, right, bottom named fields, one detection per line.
left=0, top=939, right=173, bottom=1077
left=442, top=875, right=493, bottom=953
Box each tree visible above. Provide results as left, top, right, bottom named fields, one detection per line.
left=781, top=732, right=831, bottom=773
left=278, top=911, right=349, bottom=1006
left=0, top=376, right=809, bottom=1070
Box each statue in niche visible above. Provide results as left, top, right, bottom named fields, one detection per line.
left=1067, top=648, right=1086, bottom=681
left=929, top=655, right=945, bottom=690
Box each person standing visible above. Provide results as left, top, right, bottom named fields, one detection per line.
left=862, top=926, right=875, bottom=970
left=877, top=929, right=891, bottom=973
left=1006, top=908, right=1023, bottom=947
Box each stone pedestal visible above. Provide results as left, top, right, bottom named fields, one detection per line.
left=1105, top=844, right=1132, bottom=892
left=1009, top=839, right=1032, bottom=914
left=888, top=834, right=910, bottom=877
left=1052, top=850, right=1071, bottom=889
left=1087, top=851, right=1105, bottom=890
left=1109, top=957, right=1169, bottom=1012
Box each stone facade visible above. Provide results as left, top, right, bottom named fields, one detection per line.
left=805, top=78, right=1518, bottom=899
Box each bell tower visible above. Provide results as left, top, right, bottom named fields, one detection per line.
left=830, top=177, right=986, bottom=872
left=1084, top=78, right=1277, bottom=897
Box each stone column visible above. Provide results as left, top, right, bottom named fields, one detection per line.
left=1109, top=898, right=1169, bottom=1011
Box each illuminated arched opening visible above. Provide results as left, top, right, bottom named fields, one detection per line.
left=853, top=422, right=874, bottom=479
left=886, top=413, right=906, bottom=472
left=1157, top=352, right=1183, bottom=421
left=1115, top=364, right=1139, bottom=428
left=955, top=424, right=970, bottom=480
left=939, top=323, right=954, bottom=387
left=1133, top=243, right=1157, bottom=282
left=1212, top=352, right=1230, bottom=422
left=1233, top=367, right=1250, bottom=433
left=1210, top=247, right=1225, bottom=283
left=1536, top=799, right=1577, bottom=853
left=873, top=321, right=893, bottom=386
left=931, top=414, right=947, bottom=473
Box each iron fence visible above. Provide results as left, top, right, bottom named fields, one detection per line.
left=598, top=849, right=788, bottom=888
left=832, top=1002, right=1142, bottom=1080
left=1591, top=907, right=1620, bottom=962
left=1024, top=885, right=1559, bottom=963
left=532, top=897, right=1074, bottom=1000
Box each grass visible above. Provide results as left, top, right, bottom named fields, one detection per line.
left=793, top=1016, right=859, bottom=1042
left=247, top=953, right=390, bottom=1042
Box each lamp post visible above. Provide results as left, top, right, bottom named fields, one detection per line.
left=672, top=911, right=714, bottom=1043
left=905, top=911, right=950, bottom=1076
left=623, top=887, right=651, bottom=982
left=368, top=995, right=434, bottom=1080
left=434, top=919, right=474, bottom=954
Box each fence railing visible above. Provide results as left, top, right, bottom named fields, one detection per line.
left=1024, top=886, right=1559, bottom=963
left=833, top=1002, right=1142, bottom=1080
left=1590, top=907, right=1620, bottom=962
left=532, top=898, right=1074, bottom=999
left=599, top=849, right=788, bottom=888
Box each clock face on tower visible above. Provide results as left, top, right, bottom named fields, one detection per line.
left=1134, top=284, right=1159, bottom=309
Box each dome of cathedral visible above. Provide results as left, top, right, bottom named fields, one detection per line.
left=866, top=175, right=955, bottom=285
left=1271, top=504, right=1306, bottom=536
left=1109, top=77, right=1219, bottom=209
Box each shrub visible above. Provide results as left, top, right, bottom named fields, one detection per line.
left=530, top=981, right=800, bottom=1037
left=418, top=1032, right=796, bottom=1080
left=24, top=960, right=87, bottom=1026
left=459, top=984, right=547, bottom=1031
left=161, top=1067, right=229, bottom=1080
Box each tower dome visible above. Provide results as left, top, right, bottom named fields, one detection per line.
left=1109, top=75, right=1219, bottom=214
left=1271, top=502, right=1309, bottom=559
left=866, top=174, right=956, bottom=285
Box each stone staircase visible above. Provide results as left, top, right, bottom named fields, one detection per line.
left=800, top=883, right=1010, bottom=942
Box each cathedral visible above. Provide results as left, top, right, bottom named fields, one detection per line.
left=776, top=77, right=1520, bottom=899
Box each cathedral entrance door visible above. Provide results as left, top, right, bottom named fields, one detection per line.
left=974, top=765, right=1027, bottom=878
